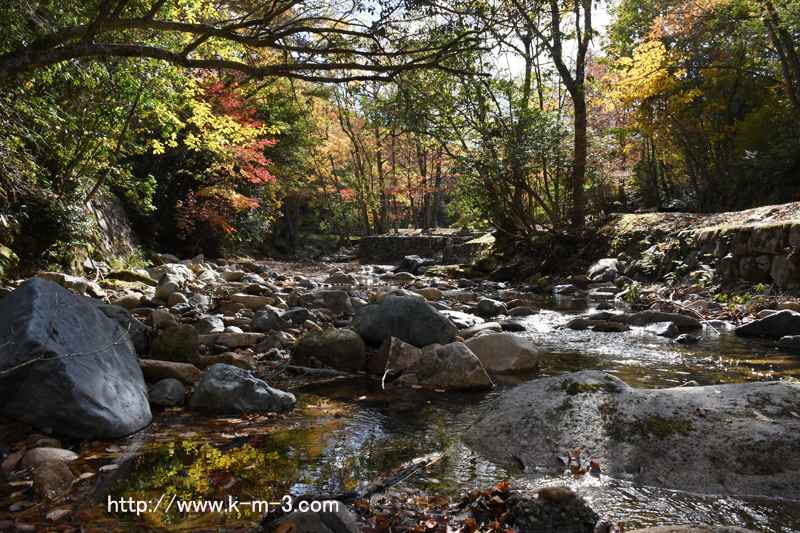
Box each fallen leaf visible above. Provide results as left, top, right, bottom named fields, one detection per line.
left=722, top=481, right=739, bottom=495
left=358, top=395, right=367, bottom=400
left=411, top=385, right=423, bottom=389
left=2, top=449, right=24, bottom=472
left=46, top=508, right=71, bottom=521
left=79, top=472, right=95, bottom=479
left=434, top=389, right=445, bottom=393
left=589, top=461, right=601, bottom=473
left=99, top=464, right=119, bottom=472
left=178, top=431, right=198, bottom=438
left=106, top=445, right=122, bottom=453
left=754, top=411, right=776, bottom=423
left=568, top=449, right=581, bottom=462
left=791, top=412, right=799, bottom=419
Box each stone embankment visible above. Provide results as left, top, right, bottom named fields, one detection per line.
left=359, top=231, right=492, bottom=262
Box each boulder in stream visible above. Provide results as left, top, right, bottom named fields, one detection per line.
left=464, top=333, right=540, bottom=373
left=463, top=370, right=800, bottom=498
left=395, top=342, right=492, bottom=390
left=735, top=310, right=800, bottom=338
left=0, top=277, right=152, bottom=440
left=292, top=328, right=366, bottom=373
left=189, top=363, right=295, bottom=413
left=350, top=294, right=458, bottom=348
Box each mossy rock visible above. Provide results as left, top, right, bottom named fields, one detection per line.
left=0, top=245, right=19, bottom=280
left=292, top=328, right=366, bottom=373
left=106, top=269, right=158, bottom=286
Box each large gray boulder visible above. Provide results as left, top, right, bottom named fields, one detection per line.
left=464, top=333, right=540, bottom=373
left=292, top=329, right=366, bottom=373
left=0, top=278, right=151, bottom=440
left=350, top=295, right=458, bottom=347
left=463, top=370, right=800, bottom=498
left=395, top=343, right=492, bottom=390
left=611, top=310, right=702, bottom=329
left=367, top=337, right=422, bottom=375
left=189, top=364, right=295, bottom=413
left=735, top=310, right=800, bottom=338
left=81, top=297, right=150, bottom=354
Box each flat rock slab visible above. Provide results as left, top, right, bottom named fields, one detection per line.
left=462, top=370, right=800, bottom=499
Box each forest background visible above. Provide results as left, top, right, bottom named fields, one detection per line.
left=0, top=0, right=799, bottom=274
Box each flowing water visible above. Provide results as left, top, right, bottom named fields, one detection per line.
left=110, top=289, right=800, bottom=531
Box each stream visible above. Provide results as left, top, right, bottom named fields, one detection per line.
left=109, top=283, right=800, bottom=532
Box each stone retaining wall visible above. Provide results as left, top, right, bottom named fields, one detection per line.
left=359, top=233, right=491, bottom=263
left=634, top=221, right=800, bottom=288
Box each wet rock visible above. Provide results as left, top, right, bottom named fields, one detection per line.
left=459, top=322, right=502, bottom=339
left=611, top=311, right=702, bottom=329
left=628, top=527, right=761, bottom=533
left=591, top=322, right=630, bottom=332
left=151, top=324, right=199, bottom=364
left=267, top=500, right=359, bottom=533
left=199, top=352, right=257, bottom=371
left=475, top=298, right=508, bottom=317
left=644, top=322, right=680, bottom=338
left=441, top=310, right=484, bottom=330
left=564, top=318, right=605, bottom=330
left=195, top=316, right=225, bottom=334
left=150, top=253, right=180, bottom=266
left=554, top=284, right=578, bottom=295
left=395, top=342, right=492, bottom=390
left=735, top=310, right=800, bottom=338
left=508, top=305, right=537, bottom=317
left=19, top=448, right=78, bottom=470
left=300, top=290, right=354, bottom=315
left=566, top=275, right=592, bottom=290
left=148, top=378, right=187, bottom=407
left=189, top=363, right=295, bottom=413
left=188, top=294, right=211, bottom=312
left=367, top=337, right=422, bottom=375
left=675, top=334, right=701, bottom=344
left=506, top=488, right=597, bottom=533
left=463, top=370, right=800, bottom=498
left=778, top=302, right=800, bottom=312
left=381, top=272, right=417, bottom=282
left=465, top=333, right=540, bottom=373
left=293, top=329, right=366, bottom=373
left=138, top=359, right=203, bottom=386
left=351, top=295, right=458, bottom=348
left=414, top=287, right=444, bottom=301
left=777, top=336, right=800, bottom=352
left=199, top=331, right=265, bottom=349
left=498, top=321, right=526, bottom=332
left=32, top=459, right=75, bottom=496
left=111, top=294, right=142, bottom=310
left=0, top=278, right=151, bottom=440
left=479, top=281, right=505, bottom=291
left=458, top=278, right=479, bottom=288
left=588, top=258, right=619, bottom=282
left=81, top=297, right=150, bottom=354
left=149, top=308, right=177, bottom=328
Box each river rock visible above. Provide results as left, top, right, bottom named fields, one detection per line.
left=475, top=298, right=508, bottom=317
left=0, top=278, right=151, bottom=440
left=188, top=363, right=295, bottom=413
left=735, top=310, right=800, bottom=338
left=777, top=335, right=800, bottom=351
left=19, top=448, right=78, bottom=470
left=628, top=527, right=761, bottom=533
left=255, top=331, right=296, bottom=352
left=351, top=295, right=458, bottom=348
left=591, top=322, right=630, bottom=332
left=300, top=290, right=354, bottom=315
left=564, top=318, right=605, bottom=330
left=267, top=500, right=359, bottom=533
left=324, top=272, right=357, bottom=285
left=611, top=311, right=702, bottom=329
left=199, top=352, right=257, bottom=371
left=414, top=288, right=444, bottom=301
left=151, top=324, right=199, bottom=364
left=80, top=297, right=150, bottom=354
left=566, top=275, right=592, bottom=290
left=281, top=306, right=319, bottom=325
left=367, top=337, right=422, bottom=375
left=148, top=378, right=187, bottom=407
left=395, top=343, right=492, bottom=390
left=463, top=370, right=800, bottom=498
left=645, top=321, right=680, bottom=338
left=149, top=308, right=177, bottom=328
left=588, top=258, right=619, bottom=282
left=199, top=331, right=265, bottom=349
left=554, top=284, right=578, bottom=295
left=292, top=329, right=366, bottom=373
left=441, top=310, right=484, bottom=330
left=252, top=308, right=290, bottom=332
left=459, top=322, right=502, bottom=339
left=154, top=273, right=181, bottom=301
left=465, top=333, right=540, bottom=373
left=32, top=459, right=75, bottom=496
left=458, top=278, right=479, bottom=288
left=508, top=306, right=537, bottom=317
left=138, top=359, right=203, bottom=386
left=372, top=289, right=426, bottom=303
left=231, top=293, right=273, bottom=310
left=675, top=333, right=701, bottom=344
left=195, top=316, right=225, bottom=334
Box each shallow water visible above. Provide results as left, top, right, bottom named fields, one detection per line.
left=111, top=293, right=800, bottom=531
